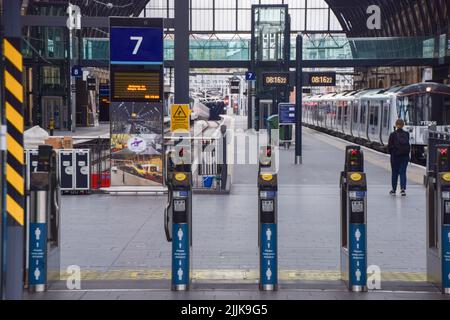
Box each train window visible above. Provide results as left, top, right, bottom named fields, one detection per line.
left=373, top=105, right=379, bottom=126
left=383, top=103, right=389, bottom=128
left=397, top=97, right=414, bottom=125
left=360, top=103, right=366, bottom=124
left=353, top=102, right=359, bottom=123
left=444, top=97, right=450, bottom=125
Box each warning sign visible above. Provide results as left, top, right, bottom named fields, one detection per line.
left=171, top=104, right=190, bottom=133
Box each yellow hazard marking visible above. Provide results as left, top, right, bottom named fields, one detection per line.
left=4, top=39, right=23, bottom=72
left=6, top=101, right=24, bottom=133
left=443, top=173, right=450, bottom=182
left=350, top=173, right=362, bottom=182
left=52, top=269, right=427, bottom=283
left=261, top=173, right=273, bottom=181
left=6, top=134, right=24, bottom=165
left=6, top=194, right=24, bottom=226
left=5, top=71, right=23, bottom=103
left=175, top=173, right=187, bottom=182
left=171, top=104, right=190, bottom=133
left=6, top=164, right=24, bottom=196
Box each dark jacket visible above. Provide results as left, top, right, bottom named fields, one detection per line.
left=388, top=129, right=411, bottom=156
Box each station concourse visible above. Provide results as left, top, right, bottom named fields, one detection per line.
left=17, top=116, right=447, bottom=300
left=1, top=0, right=450, bottom=303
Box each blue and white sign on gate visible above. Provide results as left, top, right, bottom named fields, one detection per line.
left=443, top=225, right=450, bottom=288
left=279, top=103, right=296, bottom=125
left=349, top=224, right=367, bottom=287
left=29, top=223, right=47, bottom=286
left=172, top=223, right=189, bottom=286
left=261, top=223, right=277, bottom=286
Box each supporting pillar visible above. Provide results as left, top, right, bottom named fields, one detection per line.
left=295, top=34, right=303, bottom=165
left=3, top=0, right=25, bottom=300
left=174, top=0, right=189, bottom=104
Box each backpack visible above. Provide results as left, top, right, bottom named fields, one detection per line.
left=394, top=131, right=410, bottom=156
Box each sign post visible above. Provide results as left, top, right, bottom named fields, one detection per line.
left=109, top=18, right=165, bottom=189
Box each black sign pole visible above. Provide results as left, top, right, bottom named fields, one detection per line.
left=295, top=34, right=303, bottom=165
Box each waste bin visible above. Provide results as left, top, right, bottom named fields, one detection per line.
left=267, top=115, right=279, bottom=144
left=280, top=125, right=293, bottom=141
left=203, top=176, right=214, bottom=188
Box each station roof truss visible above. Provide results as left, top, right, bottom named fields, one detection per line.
left=326, top=0, right=449, bottom=37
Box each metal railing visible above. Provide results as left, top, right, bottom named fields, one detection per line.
left=164, top=125, right=229, bottom=193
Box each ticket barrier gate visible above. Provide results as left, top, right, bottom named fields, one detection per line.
left=27, top=145, right=61, bottom=292
left=258, top=146, right=278, bottom=291
left=164, top=151, right=193, bottom=291
left=340, top=146, right=367, bottom=292
left=426, top=145, right=450, bottom=294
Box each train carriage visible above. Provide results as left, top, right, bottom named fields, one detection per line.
left=303, top=82, right=450, bottom=163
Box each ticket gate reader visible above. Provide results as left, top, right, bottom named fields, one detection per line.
left=165, top=163, right=192, bottom=291
left=340, top=146, right=367, bottom=292
left=258, top=146, right=278, bottom=291
left=27, top=145, right=61, bottom=292
left=426, top=145, right=450, bottom=294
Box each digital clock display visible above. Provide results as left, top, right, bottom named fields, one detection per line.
left=263, top=73, right=290, bottom=87
left=305, top=72, right=336, bottom=87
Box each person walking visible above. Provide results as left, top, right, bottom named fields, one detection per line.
left=388, top=119, right=411, bottom=196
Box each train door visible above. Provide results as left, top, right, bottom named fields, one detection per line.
left=380, top=101, right=391, bottom=145
left=360, top=100, right=368, bottom=140
left=42, top=96, right=64, bottom=130
left=336, top=102, right=343, bottom=132
left=351, top=100, right=359, bottom=138
left=368, top=101, right=381, bottom=143
left=344, top=101, right=352, bottom=135
left=330, top=101, right=337, bottom=131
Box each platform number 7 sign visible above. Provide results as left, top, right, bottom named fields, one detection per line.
left=130, top=36, right=143, bottom=55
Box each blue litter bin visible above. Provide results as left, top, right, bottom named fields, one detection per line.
left=203, top=176, right=214, bottom=188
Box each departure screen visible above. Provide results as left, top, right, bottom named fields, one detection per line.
left=112, top=71, right=161, bottom=102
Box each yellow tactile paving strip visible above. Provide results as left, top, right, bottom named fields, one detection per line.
left=49, top=269, right=427, bottom=282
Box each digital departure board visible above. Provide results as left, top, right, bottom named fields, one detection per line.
left=304, top=72, right=336, bottom=87
left=112, top=71, right=162, bottom=102
left=263, top=73, right=290, bottom=87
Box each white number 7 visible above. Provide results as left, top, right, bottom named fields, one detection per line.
left=130, top=36, right=143, bottom=55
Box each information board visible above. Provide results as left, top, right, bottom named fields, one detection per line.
left=112, top=70, right=162, bottom=102
left=278, top=103, right=296, bottom=125
left=109, top=18, right=165, bottom=188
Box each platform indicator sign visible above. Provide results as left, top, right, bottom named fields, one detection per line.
left=261, top=223, right=277, bottom=286
left=110, top=27, right=164, bottom=65
left=172, top=223, right=189, bottom=286
left=279, top=103, right=296, bottom=125
left=246, top=71, right=256, bottom=81
left=109, top=18, right=165, bottom=188
left=349, top=224, right=367, bottom=287
left=443, top=225, right=450, bottom=289
left=29, top=223, right=47, bottom=286
left=171, top=104, right=190, bottom=133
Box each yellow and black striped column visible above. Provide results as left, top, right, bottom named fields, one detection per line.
left=3, top=37, right=24, bottom=227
